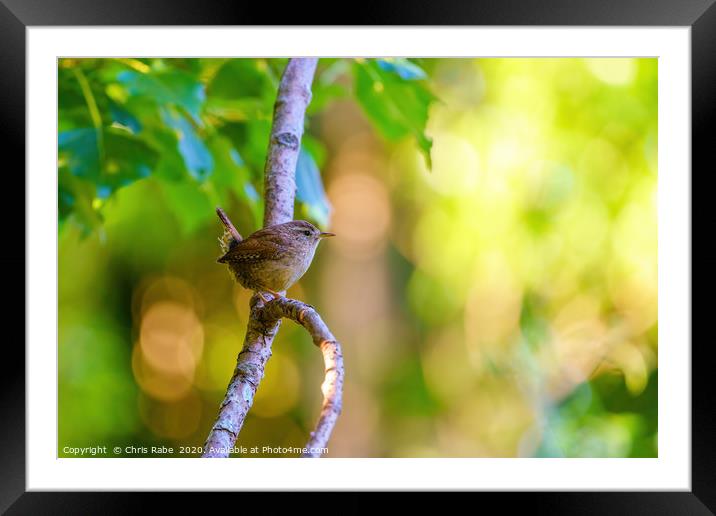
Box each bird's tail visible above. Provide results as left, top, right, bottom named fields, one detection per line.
left=216, top=206, right=242, bottom=256
left=218, top=229, right=239, bottom=254
left=217, top=248, right=230, bottom=263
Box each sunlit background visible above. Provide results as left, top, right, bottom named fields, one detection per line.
left=58, top=58, right=657, bottom=457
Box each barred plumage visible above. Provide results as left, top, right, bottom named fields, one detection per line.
left=216, top=218, right=334, bottom=295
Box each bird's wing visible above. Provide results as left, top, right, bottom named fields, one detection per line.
left=217, top=235, right=282, bottom=263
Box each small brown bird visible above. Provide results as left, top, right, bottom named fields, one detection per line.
left=217, top=216, right=334, bottom=299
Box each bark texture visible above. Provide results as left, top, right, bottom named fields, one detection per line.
left=202, top=296, right=281, bottom=457
left=203, top=58, right=342, bottom=458
left=263, top=59, right=318, bottom=228
left=255, top=298, right=343, bottom=457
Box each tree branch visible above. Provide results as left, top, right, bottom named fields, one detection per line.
left=263, top=58, right=318, bottom=228
left=203, top=58, right=342, bottom=458
left=201, top=296, right=282, bottom=457
left=260, top=298, right=344, bottom=457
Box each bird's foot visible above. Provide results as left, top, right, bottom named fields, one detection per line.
left=257, top=289, right=283, bottom=303
left=256, top=291, right=273, bottom=304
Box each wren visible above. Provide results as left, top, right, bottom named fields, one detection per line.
left=216, top=211, right=334, bottom=299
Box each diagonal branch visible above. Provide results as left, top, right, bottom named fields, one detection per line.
left=201, top=295, right=282, bottom=458
left=263, top=58, right=317, bottom=228
left=203, top=58, right=342, bottom=458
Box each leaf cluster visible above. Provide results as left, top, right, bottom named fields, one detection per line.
left=58, top=57, right=437, bottom=236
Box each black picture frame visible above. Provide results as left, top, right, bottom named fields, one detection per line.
left=2, top=0, right=710, bottom=513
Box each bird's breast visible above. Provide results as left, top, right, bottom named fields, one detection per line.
left=290, top=248, right=315, bottom=284
left=228, top=244, right=318, bottom=292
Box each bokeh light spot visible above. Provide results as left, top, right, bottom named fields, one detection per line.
left=328, top=173, right=391, bottom=260
left=585, top=58, right=637, bottom=85
left=132, top=343, right=194, bottom=401
left=139, top=301, right=204, bottom=376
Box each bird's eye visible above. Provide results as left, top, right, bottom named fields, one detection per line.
left=302, top=230, right=311, bottom=236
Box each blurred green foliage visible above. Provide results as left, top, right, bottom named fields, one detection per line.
left=58, top=58, right=657, bottom=458
left=58, top=57, right=434, bottom=236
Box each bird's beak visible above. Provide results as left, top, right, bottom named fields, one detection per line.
left=319, top=232, right=336, bottom=238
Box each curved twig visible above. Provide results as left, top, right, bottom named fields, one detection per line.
left=258, top=298, right=344, bottom=457
left=202, top=294, right=343, bottom=458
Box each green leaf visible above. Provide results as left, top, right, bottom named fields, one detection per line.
left=58, top=126, right=158, bottom=233
left=353, top=59, right=436, bottom=168
left=58, top=182, right=74, bottom=221
left=296, top=148, right=331, bottom=228
left=301, top=135, right=328, bottom=168
left=205, top=97, right=268, bottom=122
left=160, top=107, right=214, bottom=181
left=109, top=100, right=142, bottom=133
left=58, top=128, right=101, bottom=180
left=376, top=58, right=428, bottom=80
left=219, top=119, right=271, bottom=175
left=117, top=69, right=205, bottom=121
left=307, top=82, right=348, bottom=116
left=207, top=59, right=274, bottom=104
left=58, top=167, right=103, bottom=236
left=206, top=134, right=262, bottom=228
left=144, top=129, right=188, bottom=182
left=307, top=60, right=350, bottom=115
left=100, top=128, right=157, bottom=192
left=58, top=127, right=157, bottom=192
